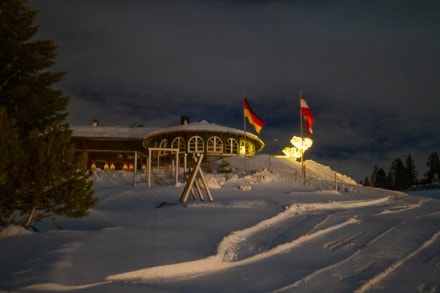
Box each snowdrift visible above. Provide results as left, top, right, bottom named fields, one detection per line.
left=1, top=155, right=439, bottom=292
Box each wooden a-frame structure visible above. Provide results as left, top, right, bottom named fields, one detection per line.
left=180, top=153, right=213, bottom=204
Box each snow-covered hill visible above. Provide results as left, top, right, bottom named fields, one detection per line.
left=1, top=155, right=439, bottom=292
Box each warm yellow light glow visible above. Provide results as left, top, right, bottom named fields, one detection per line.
left=290, top=136, right=313, bottom=151
left=282, top=147, right=301, bottom=159
left=240, top=145, right=246, bottom=155
left=283, top=136, right=313, bottom=160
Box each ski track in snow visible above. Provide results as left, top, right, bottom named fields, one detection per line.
left=106, top=218, right=360, bottom=283
left=21, top=281, right=112, bottom=291
left=106, top=197, right=389, bottom=283
left=275, top=199, right=440, bottom=292
left=374, top=198, right=429, bottom=215
left=355, top=230, right=440, bottom=293
left=6, top=159, right=439, bottom=292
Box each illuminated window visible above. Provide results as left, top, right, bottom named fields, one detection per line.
left=225, top=138, right=238, bottom=154
left=207, top=136, right=223, bottom=153
left=247, top=143, right=255, bottom=155
left=171, top=137, right=186, bottom=152
left=188, top=136, right=204, bottom=153
left=239, top=140, right=255, bottom=155
left=239, top=140, right=248, bottom=155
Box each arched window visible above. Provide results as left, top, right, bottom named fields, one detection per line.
left=207, top=136, right=223, bottom=153
left=159, top=138, right=168, bottom=148
left=188, top=136, right=204, bottom=153
left=225, top=138, right=238, bottom=154
left=159, top=138, right=168, bottom=155
left=171, top=137, right=186, bottom=152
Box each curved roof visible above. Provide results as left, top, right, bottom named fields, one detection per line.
left=72, top=125, right=157, bottom=139
left=144, top=120, right=264, bottom=151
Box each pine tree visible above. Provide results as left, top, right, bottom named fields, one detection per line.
left=370, top=165, right=379, bottom=187
left=0, top=0, right=97, bottom=228
left=363, top=176, right=370, bottom=187
left=425, top=152, right=440, bottom=185
left=0, top=0, right=67, bottom=134
left=370, top=165, right=387, bottom=188
left=388, top=158, right=406, bottom=190
left=0, top=108, right=24, bottom=225
left=404, top=155, right=417, bottom=189
left=376, top=168, right=387, bottom=188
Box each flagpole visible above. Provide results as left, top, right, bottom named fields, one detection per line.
left=243, top=91, right=247, bottom=172
left=300, top=90, right=305, bottom=181
left=300, top=89, right=303, bottom=138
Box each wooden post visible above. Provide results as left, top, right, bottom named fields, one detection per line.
left=133, top=151, right=138, bottom=186
left=147, top=148, right=179, bottom=188
left=180, top=154, right=204, bottom=203
left=180, top=154, right=213, bottom=203
left=198, top=164, right=213, bottom=201
left=174, top=150, right=179, bottom=185
left=145, top=157, right=148, bottom=188
left=148, top=148, right=152, bottom=187
left=184, top=153, right=187, bottom=182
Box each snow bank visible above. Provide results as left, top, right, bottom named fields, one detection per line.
left=108, top=196, right=391, bottom=283
left=0, top=225, right=32, bottom=238
left=4, top=155, right=438, bottom=292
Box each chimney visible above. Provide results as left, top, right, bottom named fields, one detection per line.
left=181, top=116, right=189, bottom=125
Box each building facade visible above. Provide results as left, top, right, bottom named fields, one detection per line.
left=72, top=118, right=264, bottom=170
left=143, top=118, right=264, bottom=163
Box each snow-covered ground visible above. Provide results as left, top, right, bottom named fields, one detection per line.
left=1, top=155, right=439, bottom=292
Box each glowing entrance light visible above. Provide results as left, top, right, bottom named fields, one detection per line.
left=240, top=145, right=246, bottom=155
left=290, top=136, right=313, bottom=151
left=283, top=136, right=313, bottom=161
left=282, top=146, right=301, bottom=159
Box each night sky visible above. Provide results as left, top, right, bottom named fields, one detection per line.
left=29, top=0, right=440, bottom=181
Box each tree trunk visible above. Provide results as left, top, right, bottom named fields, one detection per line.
left=24, top=206, right=36, bottom=229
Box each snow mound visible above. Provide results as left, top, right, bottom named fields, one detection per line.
left=88, top=155, right=359, bottom=194
left=0, top=225, right=32, bottom=238
left=203, top=175, right=222, bottom=189
left=221, top=155, right=357, bottom=186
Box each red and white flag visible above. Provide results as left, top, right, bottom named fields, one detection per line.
left=300, top=96, right=314, bottom=135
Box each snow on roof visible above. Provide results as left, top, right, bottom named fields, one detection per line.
left=72, top=120, right=263, bottom=149
left=71, top=125, right=158, bottom=139
left=144, top=120, right=261, bottom=141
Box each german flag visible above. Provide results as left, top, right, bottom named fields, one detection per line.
left=244, top=98, right=265, bottom=134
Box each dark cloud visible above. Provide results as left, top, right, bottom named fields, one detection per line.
left=29, top=0, right=440, bottom=180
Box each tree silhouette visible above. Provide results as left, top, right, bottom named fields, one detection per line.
left=404, top=155, right=417, bottom=189
left=0, top=0, right=97, bottom=228
left=425, top=152, right=440, bottom=185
